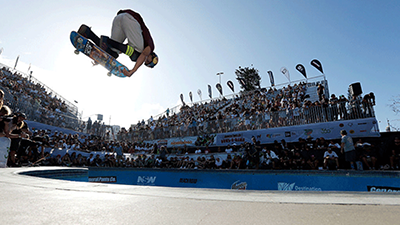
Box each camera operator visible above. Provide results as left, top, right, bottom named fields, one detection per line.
left=0, top=105, right=12, bottom=167
left=8, top=113, right=31, bottom=166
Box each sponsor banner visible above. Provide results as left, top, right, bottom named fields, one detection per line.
left=88, top=176, right=117, bottom=183
left=295, top=64, right=307, bottom=79
left=180, top=93, right=185, bottom=105
left=88, top=168, right=400, bottom=192
left=216, top=83, right=223, bottom=96
left=267, top=71, right=274, bottom=86
left=367, top=186, right=400, bottom=193
left=278, top=182, right=322, bottom=191
left=197, top=89, right=202, bottom=101
left=141, top=118, right=379, bottom=148
left=144, top=136, right=198, bottom=148
left=179, top=178, right=198, bottom=184
left=227, top=80, right=234, bottom=92
left=280, top=67, right=290, bottom=83
left=137, top=176, right=157, bottom=186
left=215, top=118, right=379, bottom=146
left=231, top=180, right=247, bottom=190
left=14, top=55, right=19, bottom=70
left=311, top=59, right=324, bottom=74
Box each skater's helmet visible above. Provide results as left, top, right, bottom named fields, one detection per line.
left=145, top=52, right=158, bottom=68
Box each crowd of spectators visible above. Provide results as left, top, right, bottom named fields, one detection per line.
left=0, top=66, right=81, bottom=130
left=1, top=65, right=376, bottom=146
left=119, top=82, right=376, bottom=143
left=27, top=131, right=400, bottom=172
left=0, top=64, right=386, bottom=172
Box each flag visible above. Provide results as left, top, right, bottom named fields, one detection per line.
left=216, top=83, right=223, bottom=96
left=296, top=64, right=307, bottom=78
left=208, top=84, right=212, bottom=99
left=267, top=71, right=274, bottom=86
left=14, top=55, right=19, bottom=70
left=280, top=67, right=290, bottom=83
left=180, top=93, right=185, bottom=105
left=27, top=63, right=31, bottom=74
left=311, top=59, right=323, bottom=74
left=189, top=91, right=193, bottom=103
left=0, top=48, right=3, bottom=55
left=227, top=80, right=234, bottom=92
left=197, top=89, right=202, bottom=101
left=238, top=78, right=246, bottom=89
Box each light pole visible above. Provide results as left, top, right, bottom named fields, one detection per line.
left=216, top=72, right=224, bottom=97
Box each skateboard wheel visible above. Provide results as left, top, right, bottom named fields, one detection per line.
left=111, top=61, right=117, bottom=66
left=107, top=72, right=112, bottom=77
left=77, top=37, right=83, bottom=44
left=74, top=50, right=80, bottom=55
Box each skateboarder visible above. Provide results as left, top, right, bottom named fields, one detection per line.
left=78, top=9, right=158, bottom=77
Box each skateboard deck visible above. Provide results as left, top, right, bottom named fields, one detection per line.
left=70, top=31, right=127, bottom=78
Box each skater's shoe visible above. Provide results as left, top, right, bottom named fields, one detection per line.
left=100, top=35, right=119, bottom=59
left=77, top=24, right=91, bottom=38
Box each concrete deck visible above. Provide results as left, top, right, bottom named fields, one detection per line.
left=1, top=167, right=400, bottom=225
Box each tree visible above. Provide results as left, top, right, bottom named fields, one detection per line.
left=235, top=65, right=261, bottom=92
left=389, top=95, right=400, bottom=114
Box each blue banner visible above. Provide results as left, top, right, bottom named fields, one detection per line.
left=88, top=168, right=400, bottom=192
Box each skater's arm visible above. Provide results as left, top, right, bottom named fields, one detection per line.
left=123, top=46, right=152, bottom=77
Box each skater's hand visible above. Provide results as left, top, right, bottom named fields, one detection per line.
left=92, top=61, right=99, bottom=66
left=122, top=68, right=135, bottom=77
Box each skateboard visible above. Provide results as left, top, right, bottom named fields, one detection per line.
left=70, top=31, right=128, bottom=78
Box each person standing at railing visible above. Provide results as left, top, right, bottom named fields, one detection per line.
left=362, top=92, right=375, bottom=117
left=338, top=95, right=348, bottom=120
left=329, top=94, right=339, bottom=121
left=317, top=84, right=325, bottom=101
left=349, top=95, right=363, bottom=119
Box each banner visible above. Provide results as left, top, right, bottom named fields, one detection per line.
left=215, top=117, right=379, bottom=146
left=14, top=55, right=19, bottom=70
left=197, top=89, right=202, bottom=101
left=267, top=71, right=274, bottom=86
left=189, top=91, right=193, bottom=103
left=296, top=64, right=307, bottom=78
left=89, top=166, right=400, bottom=192
left=143, top=136, right=198, bottom=148
left=227, top=80, right=234, bottom=93
left=180, top=93, right=185, bottom=105
left=216, top=83, right=223, bottom=96
left=311, top=59, right=324, bottom=74
left=280, top=67, right=290, bottom=83
left=208, top=85, right=212, bottom=99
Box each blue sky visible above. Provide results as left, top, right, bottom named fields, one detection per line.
left=0, top=0, right=399, bottom=130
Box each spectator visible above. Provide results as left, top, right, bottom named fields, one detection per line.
left=225, top=145, right=233, bottom=154
left=324, top=148, right=339, bottom=170
left=340, top=130, right=356, bottom=169
left=0, top=105, right=11, bottom=167
left=215, top=157, right=223, bottom=169
left=359, top=143, right=378, bottom=170
left=390, top=137, right=400, bottom=170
